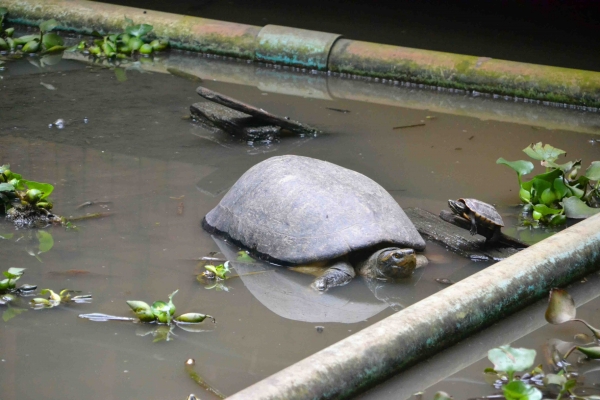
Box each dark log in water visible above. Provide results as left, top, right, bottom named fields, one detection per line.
left=405, top=207, right=524, bottom=262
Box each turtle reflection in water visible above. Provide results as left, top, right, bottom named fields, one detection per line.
left=448, top=198, right=504, bottom=243
left=202, top=155, right=428, bottom=292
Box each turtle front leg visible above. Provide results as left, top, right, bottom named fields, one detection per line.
left=311, top=261, right=356, bottom=292
left=468, top=212, right=478, bottom=236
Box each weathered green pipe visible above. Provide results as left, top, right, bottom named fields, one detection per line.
left=4, top=0, right=600, bottom=107
left=1, top=0, right=260, bottom=58
left=227, top=213, right=600, bottom=399
left=329, top=39, right=600, bottom=108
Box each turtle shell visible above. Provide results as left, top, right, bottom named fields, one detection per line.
left=460, top=198, right=504, bottom=227
left=202, top=155, right=426, bottom=265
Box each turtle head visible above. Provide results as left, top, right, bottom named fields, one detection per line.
left=375, top=248, right=417, bottom=280
left=448, top=199, right=468, bottom=216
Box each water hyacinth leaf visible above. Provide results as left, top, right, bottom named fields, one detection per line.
left=0, top=38, right=8, bottom=50
left=547, top=214, right=567, bottom=226
left=237, top=251, right=255, bottom=263
left=167, top=289, right=178, bottom=316
left=37, top=230, right=54, bottom=253
left=30, top=298, right=51, bottom=305
left=13, top=35, right=39, bottom=45
left=545, top=288, right=576, bottom=324
left=4, top=267, right=25, bottom=279
left=175, top=313, right=214, bottom=323
left=488, top=346, right=536, bottom=376
left=3, top=306, right=27, bottom=322
left=433, top=392, right=453, bottom=400
left=123, top=16, right=134, bottom=28
left=502, top=380, right=542, bottom=400
left=0, top=279, right=11, bottom=291
left=21, top=39, right=41, bottom=53
left=22, top=180, right=53, bottom=200
left=531, top=178, right=551, bottom=203
left=126, top=23, right=153, bottom=38
left=553, top=177, right=570, bottom=198
left=42, top=33, right=63, bottom=49
left=126, top=300, right=155, bottom=322
left=540, top=188, right=557, bottom=206
left=0, top=183, right=15, bottom=193
left=496, top=158, right=534, bottom=178
left=523, top=142, right=566, bottom=162
left=40, top=288, right=61, bottom=301
left=39, top=19, right=59, bottom=33
left=543, top=373, right=566, bottom=387
left=585, top=161, right=600, bottom=181
left=532, top=204, right=562, bottom=216
left=128, top=37, right=143, bottom=51
left=563, top=197, right=600, bottom=219
left=576, top=346, right=600, bottom=359
left=566, top=183, right=584, bottom=199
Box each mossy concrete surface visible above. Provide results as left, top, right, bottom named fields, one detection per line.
left=228, top=213, right=600, bottom=399
left=2, top=0, right=260, bottom=58
left=329, top=39, right=600, bottom=108
left=4, top=0, right=600, bottom=107
left=256, top=25, right=341, bottom=70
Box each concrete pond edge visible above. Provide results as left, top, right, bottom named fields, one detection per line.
left=3, top=0, right=600, bottom=108
left=228, top=213, right=600, bottom=399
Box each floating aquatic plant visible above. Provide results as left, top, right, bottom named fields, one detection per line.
left=30, top=288, right=92, bottom=309
left=498, top=142, right=600, bottom=226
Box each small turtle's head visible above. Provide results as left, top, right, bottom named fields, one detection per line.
left=448, top=199, right=468, bottom=216
left=375, top=248, right=417, bottom=280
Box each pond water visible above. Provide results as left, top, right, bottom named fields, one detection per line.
left=1, top=46, right=600, bottom=399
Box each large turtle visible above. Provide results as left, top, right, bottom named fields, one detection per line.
left=447, top=198, right=504, bottom=243
left=202, top=155, right=427, bottom=291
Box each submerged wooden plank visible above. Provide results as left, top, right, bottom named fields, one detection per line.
left=196, top=86, right=319, bottom=134
left=405, top=207, right=522, bottom=261
left=190, top=102, right=281, bottom=140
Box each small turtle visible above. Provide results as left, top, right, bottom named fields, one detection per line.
left=447, top=198, right=504, bottom=243
left=202, top=155, right=428, bottom=292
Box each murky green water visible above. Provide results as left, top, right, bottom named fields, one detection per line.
left=1, top=48, right=599, bottom=399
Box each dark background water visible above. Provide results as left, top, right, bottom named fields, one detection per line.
left=97, top=0, right=600, bottom=71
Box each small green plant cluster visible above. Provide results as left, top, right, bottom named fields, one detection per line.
left=0, top=267, right=25, bottom=293
left=498, top=142, right=600, bottom=226
left=126, top=290, right=214, bottom=325
left=0, top=164, right=55, bottom=213
left=76, top=17, right=168, bottom=59
left=30, top=288, right=91, bottom=309
left=0, top=10, right=65, bottom=54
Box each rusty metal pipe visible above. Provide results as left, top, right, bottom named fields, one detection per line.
left=228, top=213, right=600, bottom=399
left=4, top=0, right=600, bottom=107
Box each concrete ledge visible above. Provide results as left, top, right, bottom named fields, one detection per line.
left=3, top=0, right=600, bottom=107
left=228, top=213, right=600, bottom=399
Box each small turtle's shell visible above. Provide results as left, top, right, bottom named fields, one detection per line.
left=203, top=155, right=426, bottom=265
left=460, top=198, right=504, bottom=228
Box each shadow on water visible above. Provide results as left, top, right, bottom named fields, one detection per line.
left=0, top=49, right=599, bottom=399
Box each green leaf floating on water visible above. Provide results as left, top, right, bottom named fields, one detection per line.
left=126, top=300, right=155, bottom=322
left=175, top=313, right=214, bottom=323
left=488, top=345, right=536, bottom=380
left=545, top=288, right=576, bottom=324
left=39, top=19, right=59, bottom=33
left=496, top=158, right=534, bottom=179
left=523, top=142, right=566, bottom=163
left=22, top=180, right=53, bottom=200
left=563, top=197, right=600, bottom=219
left=585, top=161, right=600, bottom=181
left=37, top=230, right=54, bottom=253
left=126, top=23, right=153, bottom=38
left=3, top=268, right=25, bottom=279
left=432, top=392, right=453, bottom=400
left=502, top=380, right=542, bottom=400
left=42, top=33, right=63, bottom=49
